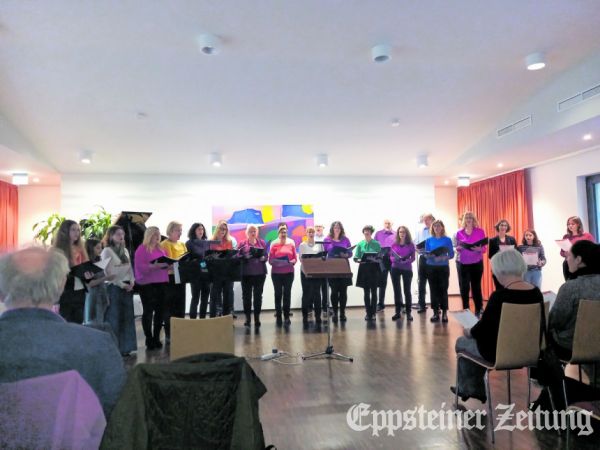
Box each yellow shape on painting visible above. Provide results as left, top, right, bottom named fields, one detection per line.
left=261, top=206, right=275, bottom=223
left=301, top=204, right=313, bottom=215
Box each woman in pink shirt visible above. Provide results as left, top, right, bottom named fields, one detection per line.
left=561, top=216, right=596, bottom=280
left=134, top=226, right=170, bottom=350
left=455, top=211, right=487, bottom=317
left=269, top=226, right=297, bottom=326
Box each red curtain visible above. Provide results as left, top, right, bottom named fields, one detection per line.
left=457, top=169, right=532, bottom=299
left=0, top=180, right=19, bottom=252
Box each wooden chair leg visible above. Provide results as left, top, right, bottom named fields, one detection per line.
left=455, top=356, right=460, bottom=409
left=527, top=367, right=531, bottom=407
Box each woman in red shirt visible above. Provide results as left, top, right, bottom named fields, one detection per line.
left=269, top=226, right=297, bottom=326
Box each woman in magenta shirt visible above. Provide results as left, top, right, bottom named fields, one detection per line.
left=134, top=226, right=170, bottom=350
left=390, top=226, right=416, bottom=321
left=455, top=211, right=487, bottom=317
left=268, top=226, right=297, bottom=326
left=560, top=216, right=596, bottom=280
left=323, top=221, right=353, bottom=323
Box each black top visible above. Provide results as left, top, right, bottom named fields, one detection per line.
left=488, top=235, right=517, bottom=259
left=470, top=286, right=543, bottom=362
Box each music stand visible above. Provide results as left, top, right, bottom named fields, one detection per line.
left=301, top=258, right=354, bottom=362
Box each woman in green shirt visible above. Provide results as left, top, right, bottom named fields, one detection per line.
left=355, top=225, right=382, bottom=321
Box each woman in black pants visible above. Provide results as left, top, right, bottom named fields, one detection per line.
left=268, top=226, right=297, bottom=326
left=185, top=222, right=212, bottom=319
left=238, top=224, right=268, bottom=328
left=323, top=221, right=353, bottom=323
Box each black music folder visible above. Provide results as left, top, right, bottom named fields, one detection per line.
left=458, top=238, right=489, bottom=250
left=71, top=261, right=106, bottom=280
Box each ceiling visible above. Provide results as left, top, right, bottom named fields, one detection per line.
left=1, top=0, right=600, bottom=186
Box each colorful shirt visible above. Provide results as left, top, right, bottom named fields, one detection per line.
left=455, top=227, right=487, bottom=265
left=238, top=239, right=268, bottom=276
left=390, top=242, right=416, bottom=271
left=354, top=239, right=381, bottom=260
left=560, top=232, right=596, bottom=257
left=268, top=242, right=297, bottom=274
left=323, top=236, right=352, bottom=258
left=134, top=245, right=169, bottom=285
left=374, top=229, right=395, bottom=248
left=424, top=236, right=455, bottom=266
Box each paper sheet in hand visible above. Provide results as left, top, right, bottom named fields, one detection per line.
left=522, top=251, right=539, bottom=265
left=498, top=245, right=514, bottom=252
left=450, top=310, right=479, bottom=328
left=555, top=239, right=572, bottom=252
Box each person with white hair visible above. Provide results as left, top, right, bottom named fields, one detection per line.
left=451, top=249, right=543, bottom=403
left=0, top=247, right=126, bottom=417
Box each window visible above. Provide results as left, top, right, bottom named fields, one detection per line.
left=586, top=174, right=600, bottom=240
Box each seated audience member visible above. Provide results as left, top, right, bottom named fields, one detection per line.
left=0, top=247, right=126, bottom=417
left=548, top=240, right=600, bottom=361
left=452, top=249, right=543, bottom=403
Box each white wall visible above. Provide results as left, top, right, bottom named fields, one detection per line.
left=529, top=146, right=600, bottom=293
left=60, top=173, right=439, bottom=310
left=434, top=186, right=460, bottom=295
left=18, top=185, right=61, bottom=246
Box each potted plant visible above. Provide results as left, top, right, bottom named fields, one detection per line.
left=80, top=206, right=113, bottom=240
left=32, top=213, right=66, bottom=246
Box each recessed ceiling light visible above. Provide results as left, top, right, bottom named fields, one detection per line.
left=209, top=152, right=222, bottom=167
left=316, top=153, right=329, bottom=168
left=33, top=177, right=40, bottom=183
left=444, top=180, right=449, bottom=185
left=136, top=112, right=148, bottom=120
left=497, top=162, right=504, bottom=168
left=80, top=150, right=93, bottom=164
left=525, top=52, right=546, bottom=71
left=457, top=176, right=470, bottom=187
left=12, top=172, right=28, bottom=185
left=583, top=134, right=592, bottom=141
left=391, top=118, right=401, bottom=127
left=416, top=154, right=428, bottom=168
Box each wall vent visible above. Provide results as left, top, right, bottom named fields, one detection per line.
left=558, top=82, right=600, bottom=112
left=496, top=115, right=532, bottom=138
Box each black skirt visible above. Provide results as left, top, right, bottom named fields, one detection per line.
left=356, top=262, right=382, bottom=289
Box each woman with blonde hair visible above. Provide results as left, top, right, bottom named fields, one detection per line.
left=102, top=225, right=137, bottom=356
left=238, top=224, right=268, bottom=328
left=210, top=220, right=236, bottom=317
left=425, top=220, right=454, bottom=323
left=135, top=226, right=170, bottom=349
left=53, top=219, right=90, bottom=323
left=455, top=211, right=487, bottom=317
left=159, top=221, right=188, bottom=323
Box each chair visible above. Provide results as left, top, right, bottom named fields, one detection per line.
left=100, top=353, right=267, bottom=450
left=560, top=299, right=600, bottom=404
left=170, top=315, right=234, bottom=361
left=455, top=302, right=542, bottom=443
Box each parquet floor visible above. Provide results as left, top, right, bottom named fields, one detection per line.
left=126, top=296, right=599, bottom=449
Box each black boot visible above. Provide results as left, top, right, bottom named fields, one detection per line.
left=276, top=312, right=283, bottom=326
left=254, top=312, right=261, bottom=328
left=244, top=314, right=251, bottom=327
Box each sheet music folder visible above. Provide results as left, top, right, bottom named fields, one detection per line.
left=302, top=258, right=352, bottom=279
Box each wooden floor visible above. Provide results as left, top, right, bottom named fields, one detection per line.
left=126, top=296, right=599, bottom=450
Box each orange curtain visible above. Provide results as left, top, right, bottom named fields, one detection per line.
left=0, top=180, right=19, bottom=252
left=457, top=169, right=532, bottom=299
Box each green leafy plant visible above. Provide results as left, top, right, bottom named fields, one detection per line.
left=80, top=206, right=113, bottom=240
left=32, top=213, right=65, bottom=246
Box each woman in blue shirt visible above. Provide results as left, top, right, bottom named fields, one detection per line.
left=425, top=220, right=455, bottom=323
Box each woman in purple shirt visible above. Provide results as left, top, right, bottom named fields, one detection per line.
left=134, top=226, right=170, bottom=350
left=238, top=224, right=268, bottom=329
left=455, top=211, right=487, bottom=317
left=323, top=221, right=352, bottom=323
left=390, top=226, right=416, bottom=321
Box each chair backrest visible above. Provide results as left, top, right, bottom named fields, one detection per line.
left=495, top=302, right=541, bottom=370
left=0, top=370, right=106, bottom=450
left=571, top=299, right=600, bottom=364
left=170, top=316, right=234, bottom=361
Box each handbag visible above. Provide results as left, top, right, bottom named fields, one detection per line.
left=534, top=299, right=564, bottom=387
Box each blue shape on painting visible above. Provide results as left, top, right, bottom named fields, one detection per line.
left=282, top=205, right=311, bottom=218
left=228, top=208, right=264, bottom=224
